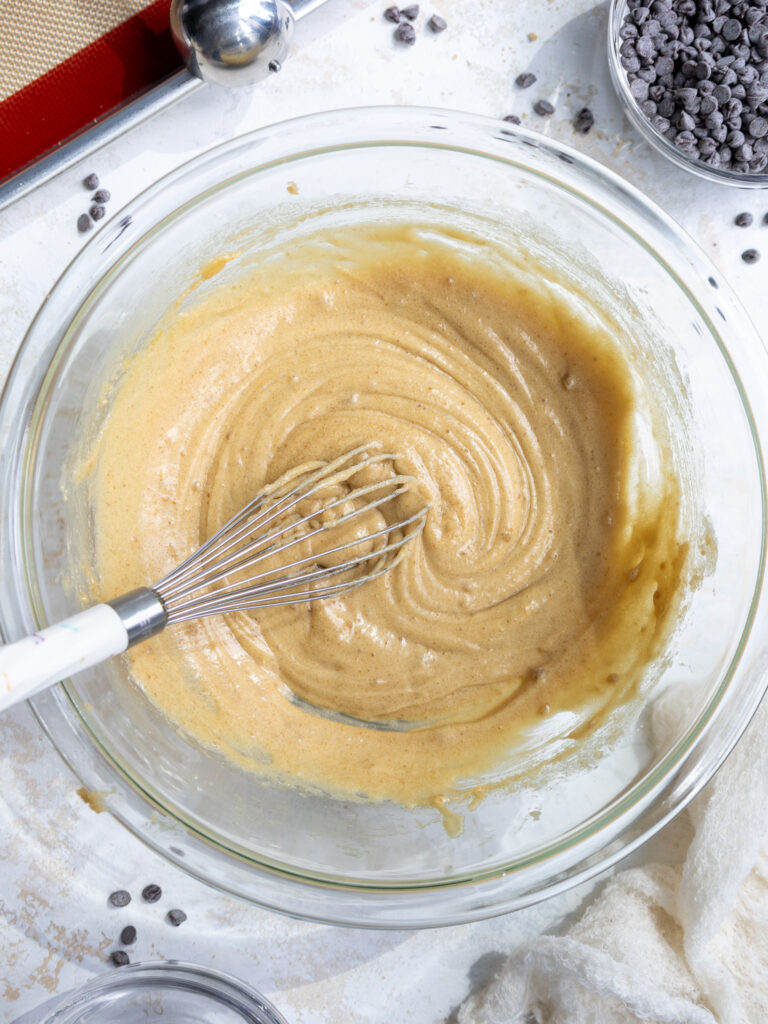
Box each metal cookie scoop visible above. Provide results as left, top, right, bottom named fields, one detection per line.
left=0, top=447, right=427, bottom=713
left=170, top=0, right=294, bottom=87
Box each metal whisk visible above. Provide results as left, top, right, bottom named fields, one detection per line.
left=0, top=446, right=427, bottom=713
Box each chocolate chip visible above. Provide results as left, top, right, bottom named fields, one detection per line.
left=574, top=107, right=595, bottom=133
left=631, top=76, right=651, bottom=100
left=83, top=173, right=99, bottom=190
left=384, top=5, right=401, bottom=20
left=401, top=4, right=418, bottom=18
left=763, top=212, right=768, bottom=224
left=167, top=908, right=187, bottom=927
left=534, top=99, right=555, bottom=115
left=120, top=925, right=137, bottom=945
left=109, top=890, right=131, bottom=907
left=742, top=247, right=761, bottom=262
left=93, top=189, right=111, bottom=204
left=77, top=214, right=92, bottom=233
left=394, top=21, right=416, bottom=42
left=636, top=35, right=656, bottom=60
left=516, top=71, right=537, bottom=88
left=503, top=114, right=521, bottom=124
left=428, top=13, right=446, bottom=32
left=735, top=210, right=754, bottom=225
left=89, top=204, right=106, bottom=221
left=110, top=950, right=130, bottom=967
left=142, top=883, right=162, bottom=903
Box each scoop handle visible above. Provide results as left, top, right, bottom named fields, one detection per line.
left=0, top=605, right=128, bottom=712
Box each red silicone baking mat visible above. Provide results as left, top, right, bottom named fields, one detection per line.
left=0, top=0, right=184, bottom=185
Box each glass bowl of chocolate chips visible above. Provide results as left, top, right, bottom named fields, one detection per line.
left=609, top=0, right=768, bottom=185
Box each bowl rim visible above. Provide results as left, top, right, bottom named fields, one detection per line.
left=607, top=0, right=768, bottom=189
left=2, top=104, right=767, bottom=926
left=37, top=959, right=288, bottom=1024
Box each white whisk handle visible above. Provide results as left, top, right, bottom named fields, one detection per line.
left=0, top=605, right=128, bottom=712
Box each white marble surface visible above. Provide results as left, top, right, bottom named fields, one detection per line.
left=0, top=0, right=766, bottom=1020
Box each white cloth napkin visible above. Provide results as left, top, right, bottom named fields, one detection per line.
left=458, top=690, right=768, bottom=1024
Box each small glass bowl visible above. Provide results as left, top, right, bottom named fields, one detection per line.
left=608, top=0, right=768, bottom=188
left=33, top=961, right=288, bottom=1024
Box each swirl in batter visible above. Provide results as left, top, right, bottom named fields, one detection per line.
left=85, top=221, right=686, bottom=807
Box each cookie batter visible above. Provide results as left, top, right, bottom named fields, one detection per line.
left=82, top=221, right=686, bottom=806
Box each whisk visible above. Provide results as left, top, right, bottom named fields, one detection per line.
left=0, top=446, right=427, bottom=713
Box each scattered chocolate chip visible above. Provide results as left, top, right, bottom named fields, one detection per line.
left=77, top=213, right=92, bottom=233
left=516, top=71, right=537, bottom=88
left=167, top=908, right=188, bottom=927
left=120, top=925, right=137, bottom=945
left=428, top=13, right=446, bottom=32
left=742, top=247, right=761, bottom=262
left=83, top=173, right=99, bottom=190
left=383, top=5, right=401, bottom=21
left=735, top=211, right=754, bottom=226
left=109, top=890, right=131, bottom=908
left=763, top=212, right=768, bottom=225
left=401, top=3, right=418, bottom=18
left=142, top=883, right=162, bottom=903
left=534, top=99, right=555, bottom=116
left=503, top=114, right=521, bottom=124
left=394, top=20, right=416, bottom=43
left=110, top=950, right=130, bottom=967
left=89, top=204, right=106, bottom=221
left=574, top=107, right=595, bottom=134
left=93, top=188, right=111, bottom=204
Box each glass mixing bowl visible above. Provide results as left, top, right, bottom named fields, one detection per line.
left=1, top=107, right=767, bottom=927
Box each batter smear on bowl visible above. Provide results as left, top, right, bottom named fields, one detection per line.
left=81, top=221, right=687, bottom=809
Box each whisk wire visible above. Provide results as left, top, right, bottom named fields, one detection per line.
left=158, top=476, right=415, bottom=601
left=154, top=445, right=427, bottom=623
left=165, top=514, right=422, bottom=622
left=157, top=447, right=397, bottom=595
